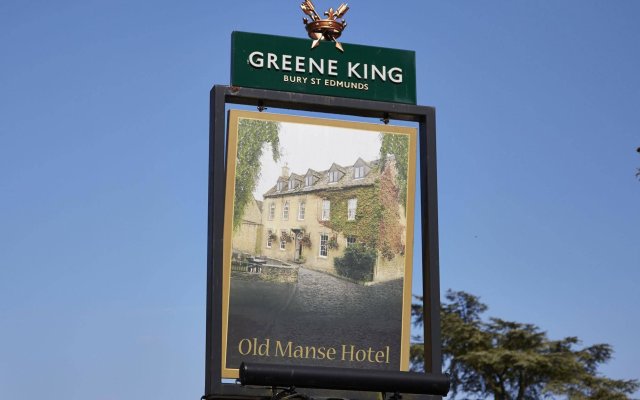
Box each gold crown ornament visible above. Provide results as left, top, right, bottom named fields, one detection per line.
left=300, top=0, right=349, bottom=52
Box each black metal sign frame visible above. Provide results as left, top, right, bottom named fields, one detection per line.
left=204, top=85, right=442, bottom=400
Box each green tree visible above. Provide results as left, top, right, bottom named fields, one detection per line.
left=379, top=133, right=409, bottom=209
left=378, top=158, right=404, bottom=259
left=411, top=291, right=638, bottom=400
left=334, top=243, right=376, bottom=282
left=233, top=119, right=280, bottom=230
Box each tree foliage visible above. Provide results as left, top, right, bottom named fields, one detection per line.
left=378, top=159, right=405, bottom=259
left=233, top=119, right=280, bottom=230
left=411, top=291, right=638, bottom=400
left=334, top=244, right=376, bottom=282
left=379, top=133, right=409, bottom=209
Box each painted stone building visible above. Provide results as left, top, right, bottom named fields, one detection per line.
left=232, top=198, right=263, bottom=256
left=258, top=157, right=406, bottom=282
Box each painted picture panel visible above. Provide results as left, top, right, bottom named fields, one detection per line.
left=221, top=110, right=418, bottom=378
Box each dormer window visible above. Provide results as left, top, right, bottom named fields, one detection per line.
left=305, top=175, right=314, bottom=187
left=304, top=169, right=320, bottom=187
left=353, top=158, right=370, bottom=179
left=277, top=181, right=284, bottom=191
left=328, top=171, right=340, bottom=183
left=288, top=180, right=296, bottom=190
left=327, top=163, right=345, bottom=183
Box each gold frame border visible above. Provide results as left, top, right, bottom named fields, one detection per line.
left=221, top=110, right=418, bottom=379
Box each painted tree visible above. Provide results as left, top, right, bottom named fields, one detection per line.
left=233, top=119, right=280, bottom=230
left=378, top=159, right=405, bottom=260
left=379, top=133, right=409, bottom=209
left=411, top=291, right=638, bottom=400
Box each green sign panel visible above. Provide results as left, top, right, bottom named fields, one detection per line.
left=231, top=31, right=417, bottom=104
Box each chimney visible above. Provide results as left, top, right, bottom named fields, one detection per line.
left=281, top=163, right=290, bottom=178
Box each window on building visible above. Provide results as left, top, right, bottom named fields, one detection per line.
left=346, top=236, right=357, bottom=247
left=328, top=171, right=339, bottom=183
left=305, top=175, right=313, bottom=187
left=347, top=198, right=357, bottom=221
left=280, top=230, right=287, bottom=250
left=268, top=203, right=275, bottom=220
left=288, top=180, right=296, bottom=190
left=282, top=201, right=289, bottom=220
left=319, top=233, right=328, bottom=257
left=354, top=166, right=365, bottom=179
left=266, top=230, right=273, bottom=248
left=321, top=199, right=330, bottom=221
left=277, top=181, right=284, bottom=191
left=298, top=201, right=306, bottom=220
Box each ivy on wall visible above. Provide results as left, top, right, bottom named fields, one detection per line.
left=320, top=161, right=405, bottom=260
left=378, top=161, right=404, bottom=260
left=380, top=132, right=409, bottom=211
left=320, top=185, right=382, bottom=249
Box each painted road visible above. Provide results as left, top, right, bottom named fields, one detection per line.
left=226, top=266, right=404, bottom=370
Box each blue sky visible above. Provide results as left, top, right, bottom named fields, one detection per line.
left=1, top=1, right=639, bottom=399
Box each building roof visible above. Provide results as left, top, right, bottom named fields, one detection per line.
left=304, top=168, right=322, bottom=179
left=328, top=162, right=347, bottom=174
left=289, top=173, right=304, bottom=182
left=263, top=159, right=381, bottom=198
